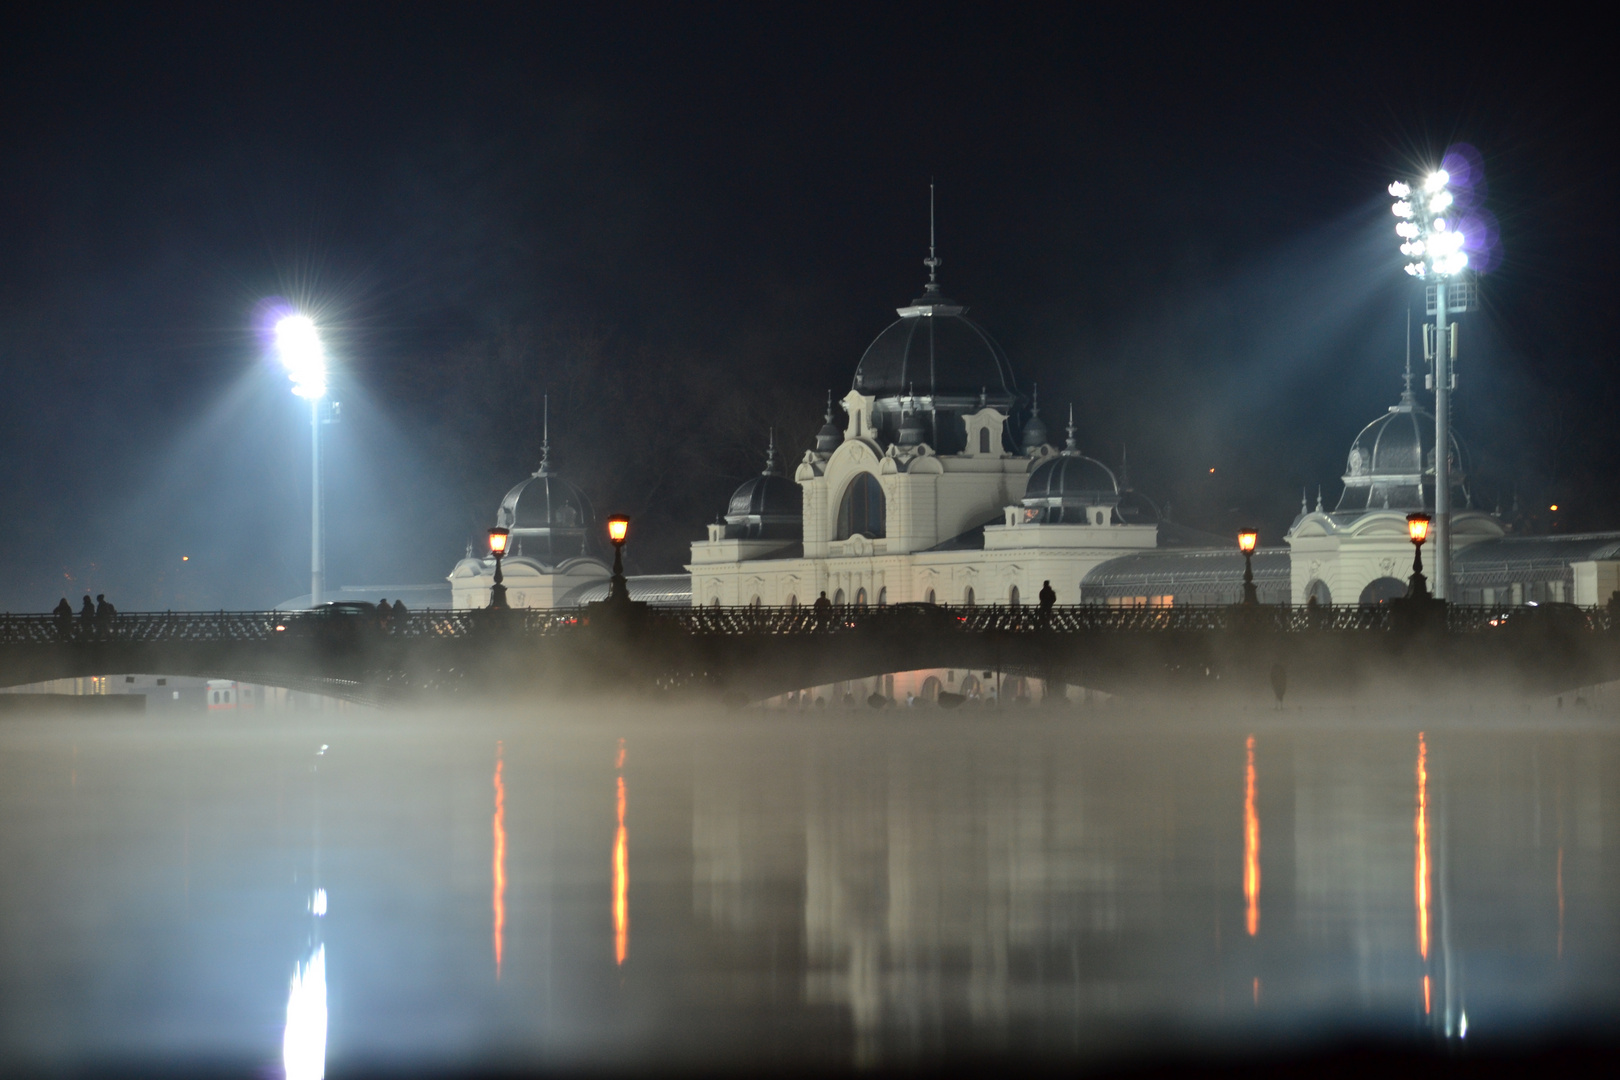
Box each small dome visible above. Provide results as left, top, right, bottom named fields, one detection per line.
left=898, top=407, right=927, bottom=446
left=723, top=440, right=802, bottom=540
left=496, top=467, right=594, bottom=565
left=1334, top=382, right=1466, bottom=514
left=1020, top=407, right=1048, bottom=452
left=814, top=395, right=841, bottom=454
left=1021, top=453, right=1120, bottom=524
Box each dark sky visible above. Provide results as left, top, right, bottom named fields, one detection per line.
left=1, top=4, right=1613, bottom=610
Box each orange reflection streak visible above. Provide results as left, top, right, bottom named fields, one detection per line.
left=614, top=773, right=629, bottom=965
left=1416, top=733, right=1430, bottom=961
left=615, top=736, right=626, bottom=770
left=1423, top=974, right=1432, bottom=1015
left=493, top=742, right=506, bottom=980
left=1244, top=735, right=1260, bottom=936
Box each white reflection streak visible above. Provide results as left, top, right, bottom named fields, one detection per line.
left=283, top=943, right=327, bottom=1080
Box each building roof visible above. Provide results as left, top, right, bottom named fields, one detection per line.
left=852, top=300, right=1017, bottom=403
left=1334, top=379, right=1466, bottom=514
left=561, top=574, right=693, bottom=607
left=1080, top=548, right=1291, bottom=604
left=1453, top=532, right=1620, bottom=586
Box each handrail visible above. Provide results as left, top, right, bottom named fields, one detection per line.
left=1, top=603, right=1610, bottom=645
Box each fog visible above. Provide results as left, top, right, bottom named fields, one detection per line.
left=2, top=698, right=1615, bottom=1074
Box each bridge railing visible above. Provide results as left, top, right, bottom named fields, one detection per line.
left=2, top=603, right=1610, bottom=645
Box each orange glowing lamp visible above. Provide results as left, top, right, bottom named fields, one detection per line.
left=1406, top=512, right=1432, bottom=545
left=1237, top=529, right=1258, bottom=555
left=488, top=526, right=511, bottom=556
left=607, top=515, right=630, bottom=545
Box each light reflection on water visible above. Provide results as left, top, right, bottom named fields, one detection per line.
left=0, top=708, right=1616, bottom=1073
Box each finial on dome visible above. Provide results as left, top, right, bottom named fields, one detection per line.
left=1119, top=442, right=1131, bottom=489
left=1064, top=404, right=1079, bottom=454
left=1301, top=487, right=1308, bottom=515
left=1315, top=485, right=1323, bottom=513
left=825, top=390, right=833, bottom=422
left=979, top=386, right=987, bottom=408
left=922, top=180, right=942, bottom=291
left=763, top=429, right=778, bottom=476
left=536, top=393, right=551, bottom=476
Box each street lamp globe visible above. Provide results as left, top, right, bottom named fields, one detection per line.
left=1405, top=512, right=1433, bottom=600
left=606, top=515, right=631, bottom=603
left=607, top=515, right=630, bottom=545
left=1407, top=513, right=1432, bottom=546
left=487, top=526, right=511, bottom=609
left=1237, top=528, right=1259, bottom=605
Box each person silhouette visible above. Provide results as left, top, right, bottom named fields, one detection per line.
left=95, top=594, right=116, bottom=636
left=392, top=598, right=408, bottom=624
left=1039, top=580, right=1057, bottom=610
left=813, top=590, right=832, bottom=631
left=79, top=595, right=95, bottom=634
left=53, top=597, right=73, bottom=639
left=377, top=598, right=390, bottom=630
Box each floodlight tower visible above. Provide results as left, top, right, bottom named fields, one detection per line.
left=275, top=315, right=329, bottom=607
left=1390, top=172, right=1475, bottom=600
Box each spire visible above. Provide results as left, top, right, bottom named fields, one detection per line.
left=1401, top=309, right=1416, bottom=407
left=1315, top=485, right=1323, bottom=513
left=1119, top=442, right=1131, bottom=489
left=1030, top=382, right=1040, bottom=418
left=536, top=393, right=551, bottom=475
left=1301, top=487, right=1308, bottom=516
left=1064, top=404, right=1079, bottom=454
left=922, top=180, right=942, bottom=290
left=763, top=429, right=778, bottom=476
left=825, top=390, right=833, bottom=422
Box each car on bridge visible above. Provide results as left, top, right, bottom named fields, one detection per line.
left=276, top=601, right=382, bottom=645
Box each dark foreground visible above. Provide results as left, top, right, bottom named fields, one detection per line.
left=1, top=703, right=1616, bottom=1076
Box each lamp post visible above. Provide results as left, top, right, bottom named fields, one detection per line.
left=606, top=515, right=630, bottom=604
left=487, top=527, right=510, bottom=609
left=1405, top=512, right=1432, bottom=600
left=275, top=315, right=329, bottom=607
left=1391, top=170, right=1476, bottom=601
left=1238, top=529, right=1259, bottom=605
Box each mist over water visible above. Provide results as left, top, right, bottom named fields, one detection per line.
left=1, top=702, right=1615, bottom=1074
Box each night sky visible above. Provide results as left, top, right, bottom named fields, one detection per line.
left=1, top=5, right=1613, bottom=610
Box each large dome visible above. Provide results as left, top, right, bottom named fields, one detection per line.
left=1021, top=453, right=1121, bottom=524
left=496, top=467, right=594, bottom=565
left=853, top=306, right=1016, bottom=401
left=1334, top=382, right=1466, bottom=514
left=848, top=280, right=1020, bottom=454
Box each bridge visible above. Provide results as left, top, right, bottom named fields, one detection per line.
left=4, top=602, right=1617, bottom=705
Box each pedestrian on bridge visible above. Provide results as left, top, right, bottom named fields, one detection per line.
left=95, top=594, right=116, bottom=637
left=53, top=597, right=73, bottom=639
left=1039, top=580, right=1057, bottom=625
left=813, top=591, right=832, bottom=631
left=392, top=598, right=408, bottom=626
left=78, top=595, right=95, bottom=635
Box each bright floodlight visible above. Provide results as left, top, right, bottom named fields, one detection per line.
left=276, top=314, right=327, bottom=399
left=1389, top=168, right=1467, bottom=278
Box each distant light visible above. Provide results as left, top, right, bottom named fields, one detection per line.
left=1388, top=181, right=1411, bottom=197
left=1550, top=504, right=1559, bottom=511
left=1208, top=468, right=1216, bottom=474
left=181, top=555, right=189, bottom=561
left=275, top=314, right=327, bottom=400
left=1424, top=170, right=1450, bottom=193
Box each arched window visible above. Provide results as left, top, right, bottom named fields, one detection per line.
left=749, top=595, right=762, bottom=609
left=1009, top=585, right=1020, bottom=607
left=979, top=428, right=991, bottom=454
left=877, top=587, right=887, bottom=606
left=926, top=588, right=936, bottom=605
left=964, top=586, right=976, bottom=607
left=835, top=473, right=885, bottom=539
left=833, top=588, right=845, bottom=606
left=787, top=595, right=799, bottom=610
left=855, top=587, right=867, bottom=608
left=710, top=597, right=721, bottom=608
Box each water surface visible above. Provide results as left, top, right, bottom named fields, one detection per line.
left=1, top=704, right=1615, bottom=1074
